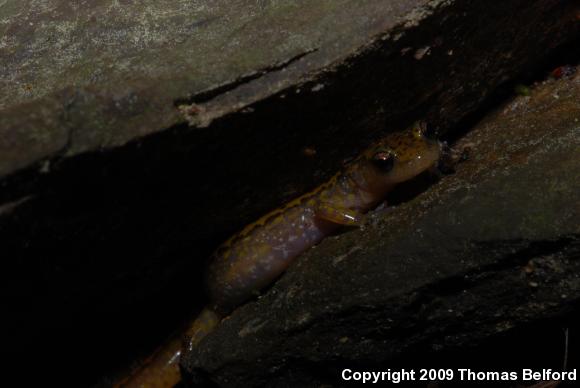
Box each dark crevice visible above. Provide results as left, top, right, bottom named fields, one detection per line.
left=174, top=48, right=318, bottom=106
left=442, top=34, right=580, bottom=145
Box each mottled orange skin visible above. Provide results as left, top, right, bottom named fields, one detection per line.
left=120, top=122, right=441, bottom=387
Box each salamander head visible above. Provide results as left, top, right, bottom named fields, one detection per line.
left=354, top=121, right=441, bottom=192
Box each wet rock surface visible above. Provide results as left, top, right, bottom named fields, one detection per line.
left=1, top=0, right=579, bottom=385
left=181, top=71, right=580, bottom=386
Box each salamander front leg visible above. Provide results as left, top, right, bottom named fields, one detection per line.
left=315, top=202, right=363, bottom=226
left=436, top=141, right=472, bottom=174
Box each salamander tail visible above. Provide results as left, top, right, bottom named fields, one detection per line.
left=183, top=307, right=221, bottom=353
left=115, top=307, right=220, bottom=388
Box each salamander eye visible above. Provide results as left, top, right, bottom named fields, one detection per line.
left=372, top=150, right=396, bottom=172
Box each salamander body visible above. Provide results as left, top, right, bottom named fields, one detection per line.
left=120, top=122, right=442, bottom=387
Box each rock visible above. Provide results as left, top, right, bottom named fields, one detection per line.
left=181, top=69, right=580, bottom=386
left=1, top=0, right=579, bottom=384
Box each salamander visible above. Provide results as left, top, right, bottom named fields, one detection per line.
left=118, top=121, right=442, bottom=387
